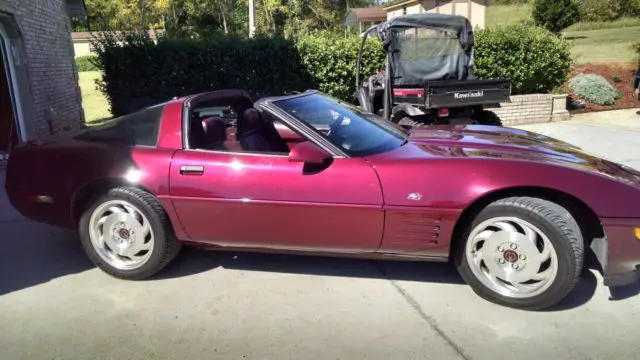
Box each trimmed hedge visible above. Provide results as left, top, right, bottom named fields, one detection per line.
left=92, top=25, right=572, bottom=116
left=75, top=55, right=100, bottom=72
left=295, top=31, right=386, bottom=102
left=92, top=32, right=313, bottom=116
left=91, top=31, right=385, bottom=117
left=474, top=24, right=572, bottom=94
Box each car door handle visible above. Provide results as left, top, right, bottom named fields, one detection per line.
left=180, top=165, right=204, bottom=175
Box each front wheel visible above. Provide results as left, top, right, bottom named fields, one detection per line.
left=79, top=186, right=182, bottom=280
left=455, top=197, right=584, bottom=310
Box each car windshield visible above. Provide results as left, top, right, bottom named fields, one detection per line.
left=272, top=93, right=409, bottom=157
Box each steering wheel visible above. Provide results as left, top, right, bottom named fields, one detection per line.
left=326, top=114, right=349, bottom=137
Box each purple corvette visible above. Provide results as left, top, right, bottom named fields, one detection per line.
left=5, top=89, right=640, bottom=310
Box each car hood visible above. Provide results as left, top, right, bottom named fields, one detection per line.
left=389, top=124, right=640, bottom=186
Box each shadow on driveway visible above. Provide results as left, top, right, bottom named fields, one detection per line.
left=2, top=227, right=635, bottom=311
left=0, top=222, right=94, bottom=296
left=154, top=246, right=610, bottom=311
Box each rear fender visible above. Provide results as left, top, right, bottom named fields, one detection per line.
left=355, top=87, right=373, bottom=113
left=391, top=103, right=425, bottom=118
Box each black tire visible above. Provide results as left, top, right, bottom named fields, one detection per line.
left=455, top=196, right=584, bottom=310
left=397, top=117, right=422, bottom=127
left=79, top=186, right=182, bottom=280
left=473, top=110, right=503, bottom=126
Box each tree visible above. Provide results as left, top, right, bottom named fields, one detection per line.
left=532, top=0, right=581, bottom=34
left=82, top=0, right=378, bottom=37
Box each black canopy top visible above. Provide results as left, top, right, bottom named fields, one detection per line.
left=374, top=13, right=476, bottom=84
left=376, top=13, right=474, bottom=54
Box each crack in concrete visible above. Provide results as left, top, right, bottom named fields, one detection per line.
left=374, top=263, right=471, bottom=360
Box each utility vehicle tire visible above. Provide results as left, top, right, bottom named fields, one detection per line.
left=79, top=186, right=182, bottom=280
left=455, top=196, right=584, bottom=311
left=397, top=117, right=422, bottom=127
left=473, top=110, right=503, bottom=126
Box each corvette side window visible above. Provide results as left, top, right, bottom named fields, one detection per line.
left=188, top=103, right=292, bottom=155
left=74, top=103, right=164, bottom=147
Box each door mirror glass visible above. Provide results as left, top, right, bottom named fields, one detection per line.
left=288, top=141, right=332, bottom=164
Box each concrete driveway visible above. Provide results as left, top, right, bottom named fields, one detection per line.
left=1, top=109, right=640, bottom=360
left=515, top=109, right=640, bottom=170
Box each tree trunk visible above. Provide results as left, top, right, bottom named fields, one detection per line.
left=216, top=0, right=229, bottom=34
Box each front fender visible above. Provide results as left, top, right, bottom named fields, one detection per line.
left=371, top=156, right=640, bottom=219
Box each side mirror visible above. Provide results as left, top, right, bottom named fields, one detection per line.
left=288, top=141, right=332, bottom=164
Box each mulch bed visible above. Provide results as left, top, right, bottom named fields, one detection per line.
left=564, top=62, right=639, bottom=114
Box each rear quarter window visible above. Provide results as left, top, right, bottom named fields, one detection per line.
left=74, top=104, right=165, bottom=147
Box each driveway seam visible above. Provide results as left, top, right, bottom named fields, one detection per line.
left=0, top=219, right=29, bottom=224
left=374, top=263, right=471, bottom=360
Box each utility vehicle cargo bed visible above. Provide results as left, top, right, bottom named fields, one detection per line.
left=393, top=79, right=512, bottom=108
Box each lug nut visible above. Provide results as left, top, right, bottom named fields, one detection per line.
left=510, top=243, right=518, bottom=250
left=512, top=264, right=519, bottom=270
left=498, top=246, right=505, bottom=252
left=519, top=254, right=526, bottom=261
left=499, top=258, right=506, bottom=264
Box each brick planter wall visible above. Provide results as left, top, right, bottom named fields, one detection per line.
left=487, top=94, right=570, bottom=126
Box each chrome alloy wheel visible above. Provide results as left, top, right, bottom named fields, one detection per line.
left=465, top=217, right=559, bottom=299
left=88, top=200, right=154, bottom=270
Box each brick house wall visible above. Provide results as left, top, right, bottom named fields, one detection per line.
left=0, top=0, right=84, bottom=143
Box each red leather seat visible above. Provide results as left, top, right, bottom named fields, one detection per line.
left=200, top=117, right=228, bottom=151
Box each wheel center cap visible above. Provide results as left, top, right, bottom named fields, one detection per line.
left=503, top=249, right=519, bottom=263
left=118, top=228, right=131, bottom=240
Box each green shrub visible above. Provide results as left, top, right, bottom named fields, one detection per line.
left=532, top=0, right=581, bottom=33
left=474, top=24, right=572, bottom=94
left=75, top=55, right=99, bottom=72
left=582, top=0, right=621, bottom=21
left=492, top=0, right=529, bottom=4
left=568, top=74, right=620, bottom=105
left=612, top=76, right=623, bottom=84
left=295, top=31, right=386, bottom=102
left=615, top=90, right=624, bottom=100
left=581, top=0, right=640, bottom=21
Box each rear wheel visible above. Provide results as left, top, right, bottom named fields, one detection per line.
left=397, top=117, right=422, bottom=127
left=455, top=197, right=584, bottom=310
left=79, top=186, right=182, bottom=280
left=473, top=110, right=503, bottom=126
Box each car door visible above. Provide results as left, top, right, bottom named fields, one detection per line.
left=169, top=149, right=384, bottom=253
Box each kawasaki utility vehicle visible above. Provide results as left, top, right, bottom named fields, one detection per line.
left=354, top=13, right=512, bottom=126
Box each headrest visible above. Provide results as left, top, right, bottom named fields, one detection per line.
left=243, top=108, right=263, bottom=128
left=201, top=117, right=227, bottom=143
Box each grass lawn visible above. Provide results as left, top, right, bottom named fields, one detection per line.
left=486, top=4, right=640, bottom=31
left=79, top=71, right=111, bottom=122
left=485, top=3, right=530, bottom=28
left=486, top=5, right=640, bottom=64
left=565, top=26, right=640, bottom=64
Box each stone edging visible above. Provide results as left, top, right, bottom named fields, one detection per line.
left=487, top=94, right=570, bottom=126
